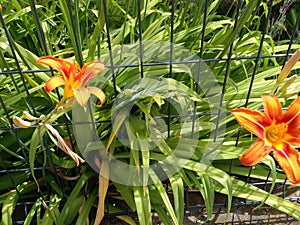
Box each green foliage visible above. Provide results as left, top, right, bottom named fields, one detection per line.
left=1, top=0, right=300, bottom=224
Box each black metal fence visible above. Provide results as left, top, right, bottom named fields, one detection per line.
left=1, top=0, right=300, bottom=224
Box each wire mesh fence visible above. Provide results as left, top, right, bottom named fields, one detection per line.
left=1, top=0, right=300, bottom=224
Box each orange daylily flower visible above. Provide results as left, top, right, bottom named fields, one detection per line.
left=232, top=95, right=300, bottom=184
left=37, top=56, right=106, bottom=107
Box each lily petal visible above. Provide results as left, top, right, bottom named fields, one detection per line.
left=45, top=76, right=66, bottom=93
left=88, top=86, right=106, bottom=107
left=283, top=134, right=300, bottom=148
left=232, top=108, right=271, bottom=139
left=262, top=95, right=282, bottom=120
left=239, top=139, right=272, bottom=166
left=79, top=61, right=105, bottom=87
left=273, top=143, right=300, bottom=184
left=281, top=97, right=300, bottom=145
left=74, top=88, right=90, bottom=107
left=282, top=96, right=300, bottom=124
left=38, top=56, right=73, bottom=79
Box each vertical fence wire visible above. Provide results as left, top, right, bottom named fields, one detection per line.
left=0, top=96, right=29, bottom=218
left=243, top=0, right=273, bottom=187
left=0, top=10, right=36, bottom=116
left=102, top=0, right=118, bottom=101
left=283, top=12, right=300, bottom=69
left=244, top=0, right=273, bottom=108
left=137, top=0, right=144, bottom=79
left=67, top=0, right=83, bottom=66
left=167, top=0, right=175, bottom=138
left=0, top=3, right=61, bottom=222
left=214, top=0, right=242, bottom=142
left=29, top=0, right=67, bottom=196
left=191, top=0, right=209, bottom=139
left=29, top=0, right=48, bottom=56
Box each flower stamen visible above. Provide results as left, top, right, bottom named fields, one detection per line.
left=265, top=123, right=287, bottom=145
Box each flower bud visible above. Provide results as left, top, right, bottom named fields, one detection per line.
left=57, top=106, right=64, bottom=112
left=22, top=111, right=39, bottom=121
left=12, top=116, right=31, bottom=128
left=277, top=50, right=300, bottom=85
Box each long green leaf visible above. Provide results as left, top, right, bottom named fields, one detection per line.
left=205, top=166, right=232, bottom=215
left=113, top=182, right=136, bottom=211
left=133, top=186, right=152, bottom=225
left=75, top=187, right=97, bottom=225
left=86, top=0, right=106, bottom=62
left=0, top=191, right=18, bottom=225
left=106, top=204, right=137, bottom=225
left=186, top=170, right=214, bottom=223
left=169, top=174, right=184, bottom=225
left=152, top=204, right=173, bottom=225
left=149, top=170, right=179, bottom=225
left=29, top=126, right=47, bottom=189
left=23, top=197, right=42, bottom=225
left=215, top=178, right=300, bottom=220
left=58, top=0, right=82, bottom=63
left=216, top=0, right=260, bottom=59
left=56, top=172, right=93, bottom=225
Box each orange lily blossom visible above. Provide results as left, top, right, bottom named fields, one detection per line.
left=232, top=95, right=300, bottom=184
left=37, top=56, right=106, bottom=107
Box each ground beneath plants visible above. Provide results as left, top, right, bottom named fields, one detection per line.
left=102, top=183, right=300, bottom=225
left=11, top=182, right=300, bottom=224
